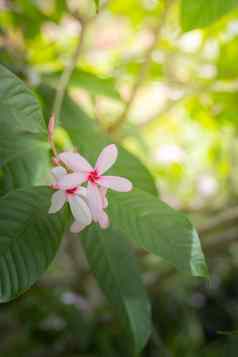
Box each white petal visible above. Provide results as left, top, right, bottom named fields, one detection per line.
left=68, top=195, right=92, bottom=225
left=48, top=190, right=66, bottom=213
left=70, top=221, right=87, bottom=233
left=98, top=211, right=110, bottom=229
left=76, top=186, right=87, bottom=197
left=59, top=152, right=93, bottom=172
left=99, top=176, right=133, bottom=192
left=99, top=187, right=108, bottom=208
left=95, top=144, right=118, bottom=174
left=51, top=166, right=67, bottom=183
left=58, top=173, right=86, bottom=189
left=87, top=182, right=103, bottom=222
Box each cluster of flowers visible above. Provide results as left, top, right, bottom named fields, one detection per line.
left=49, top=144, right=133, bottom=233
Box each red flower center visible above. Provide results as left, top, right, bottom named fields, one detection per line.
left=87, top=169, right=100, bottom=184
left=66, top=187, right=78, bottom=195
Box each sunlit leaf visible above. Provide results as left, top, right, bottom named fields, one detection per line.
left=181, top=0, right=238, bottom=31
left=43, top=68, right=121, bottom=100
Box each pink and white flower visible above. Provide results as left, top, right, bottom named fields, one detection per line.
left=71, top=186, right=109, bottom=232
left=57, top=144, right=133, bottom=227
left=48, top=166, right=92, bottom=229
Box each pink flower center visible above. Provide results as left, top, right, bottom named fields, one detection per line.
left=66, top=187, right=78, bottom=195
left=87, top=169, right=100, bottom=184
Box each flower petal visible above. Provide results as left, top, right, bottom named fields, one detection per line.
left=99, top=187, right=108, bottom=208
left=76, top=186, right=87, bottom=197
left=68, top=195, right=92, bottom=225
left=87, top=182, right=103, bottom=222
left=59, top=152, right=93, bottom=172
left=70, top=221, right=87, bottom=233
left=95, top=144, right=118, bottom=174
left=48, top=190, right=66, bottom=213
left=51, top=166, right=67, bottom=181
left=58, top=172, right=86, bottom=189
left=98, top=210, right=110, bottom=229
left=99, top=176, right=133, bottom=192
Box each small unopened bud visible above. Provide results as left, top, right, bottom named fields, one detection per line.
left=48, top=113, right=58, bottom=158
left=52, top=156, right=60, bottom=166
left=48, top=113, right=56, bottom=142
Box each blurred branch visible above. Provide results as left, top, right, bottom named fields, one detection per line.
left=205, top=226, right=238, bottom=253
left=151, top=324, right=173, bottom=357
left=199, top=205, right=238, bottom=235
left=212, top=79, right=238, bottom=92
left=138, top=76, right=238, bottom=130
left=52, top=21, right=86, bottom=123
left=139, top=94, right=186, bottom=130
left=139, top=82, right=212, bottom=129
left=90, top=94, right=102, bottom=125
left=52, top=2, right=109, bottom=123
left=107, top=0, right=174, bottom=135
left=65, top=237, right=83, bottom=277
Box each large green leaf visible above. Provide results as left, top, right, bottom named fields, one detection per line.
left=0, top=148, right=50, bottom=195
left=181, top=0, right=238, bottom=31
left=0, top=65, right=49, bottom=193
left=0, top=187, right=68, bottom=302
left=37, top=85, right=157, bottom=195
left=82, top=226, right=151, bottom=354
left=107, top=189, right=207, bottom=277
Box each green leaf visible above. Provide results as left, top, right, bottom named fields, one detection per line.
left=82, top=226, right=151, bottom=354
left=43, top=68, right=121, bottom=100
left=12, top=0, right=50, bottom=39
left=0, top=186, right=68, bottom=302
left=0, top=64, right=49, bottom=193
left=37, top=85, right=157, bottom=196
left=0, top=148, right=50, bottom=195
left=108, top=189, right=208, bottom=277
left=94, top=0, right=100, bottom=12
left=69, top=68, right=121, bottom=100
left=181, top=0, right=238, bottom=31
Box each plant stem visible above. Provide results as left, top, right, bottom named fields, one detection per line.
left=52, top=21, right=86, bottom=123
left=52, top=1, right=110, bottom=124
left=108, top=0, right=174, bottom=134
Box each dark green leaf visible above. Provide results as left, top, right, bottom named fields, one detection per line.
left=0, top=147, right=50, bottom=194
left=82, top=226, right=151, bottom=353
left=181, top=0, right=238, bottom=31
left=0, top=64, right=49, bottom=194
left=0, top=186, right=68, bottom=302
left=108, top=189, right=208, bottom=277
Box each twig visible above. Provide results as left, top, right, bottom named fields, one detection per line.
left=138, top=80, right=215, bottom=130
left=199, top=205, right=238, bottom=235
left=52, top=0, right=110, bottom=124
left=204, top=226, right=238, bottom=253
left=139, top=94, right=185, bottom=130
left=52, top=21, right=86, bottom=123
left=151, top=324, right=173, bottom=357
left=107, top=0, right=174, bottom=134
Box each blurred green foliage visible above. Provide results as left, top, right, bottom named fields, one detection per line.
left=1, top=0, right=238, bottom=355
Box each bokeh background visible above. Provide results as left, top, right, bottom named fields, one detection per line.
left=1, top=0, right=238, bottom=355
